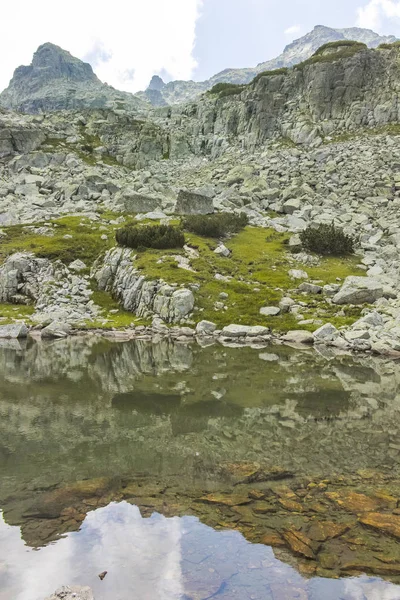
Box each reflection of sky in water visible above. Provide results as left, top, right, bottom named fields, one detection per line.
left=1, top=503, right=400, bottom=600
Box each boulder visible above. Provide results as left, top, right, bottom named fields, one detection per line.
left=279, top=297, right=296, bottom=313
left=298, top=282, right=322, bottom=294
left=332, top=277, right=384, bottom=305
left=69, top=259, right=87, bottom=272
left=214, top=244, right=230, bottom=257
left=288, top=269, right=309, bottom=280
left=283, top=198, right=301, bottom=214
left=44, top=586, right=94, bottom=600
left=0, top=323, right=28, bottom=339
left=196, top=320, right=217, bottom=335
left=118, top=190, right=160, bottom=214
left=41, top=321, right=72, bottom=339
left=282, top=330, right=314, bottom=344
left=221, top=324, right=270, bottom=338
left=288, top=234, right=302, bottom=253
left=260, top=306, right=281, bottom=316
left=175, top=189, right=214, bottom=215
left=313, top=323, right=339, bottom=342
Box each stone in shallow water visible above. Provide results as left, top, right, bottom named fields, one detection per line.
left=199, top=492, right=251, bottom=507
left=44, top=586, right=94, bottom=600
left=282, top=529, right=316, bottom=559
left=359, top=512, right=400, bottom=539
left=325, top=491, right=383, bottom=513
left=307, top=520, right=350, bottom=542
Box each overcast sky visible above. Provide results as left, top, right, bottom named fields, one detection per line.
left=1, top=0, right=400, bottom=94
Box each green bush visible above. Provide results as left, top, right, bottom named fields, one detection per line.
left=251, top=68, right=288, bottom=85
left=378, top=41, right=400, bottom=50
left=314, top=40, right=366, bottom=55
left=208, top=82, right=246, bottom=98
left=116, top=224, right=185, bottom=250
left=183, top=213, right=248, bottom=238
left=295, top=41, right=367, bottom=70
left=300, top=223, right=355, bottom=256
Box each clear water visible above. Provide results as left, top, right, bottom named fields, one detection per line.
left=1, top=336, right=400, bottom=599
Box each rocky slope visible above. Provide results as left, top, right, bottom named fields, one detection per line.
left=0, top=43, right=146, bottom=114
left=1, top=42, right=400, bottom=352
left=137, top=25, right=398, bottom=106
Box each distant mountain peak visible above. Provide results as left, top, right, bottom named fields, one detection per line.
left=0, top=43, right=144, bottom=113
left=147, top=75, right=166, bottom=91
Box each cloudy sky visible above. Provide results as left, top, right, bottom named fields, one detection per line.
left=1, top=0, right=400, bottom=94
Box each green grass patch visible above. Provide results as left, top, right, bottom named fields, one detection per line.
left=0, top=217, right=117, bottom=266
left=132, top=226, right=363, bottom=331
left=87, top=288, right=148, bottom=329
left=0, top=303, right=35, bottom=325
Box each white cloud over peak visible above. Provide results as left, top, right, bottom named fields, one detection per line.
left=284, top=24, right=302, bottom=35
left=0, top=0, right=203, bottom=94
left=357, top=0, right=400, bottom=31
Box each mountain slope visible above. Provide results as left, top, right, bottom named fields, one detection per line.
left=137, top=25, right=397, bottom=105
left=0, top=43, right=146, bottom=113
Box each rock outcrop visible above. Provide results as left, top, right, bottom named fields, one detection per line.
left=136, top=25, right=398, bottom=106
left=92, top=247, right=195, bottom=323
left=0, top=252, right=99, bottom=325
left=44, top=586, right=94, bottom=600
left=0, top=43, right=145, bottom=113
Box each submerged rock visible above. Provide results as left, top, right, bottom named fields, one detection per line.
left=44, top=586, right=94, bottom=600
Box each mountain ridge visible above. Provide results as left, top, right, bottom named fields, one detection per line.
left=0, top=25, right=397, bottom=112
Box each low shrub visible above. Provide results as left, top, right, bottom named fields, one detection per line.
left=300, top=223, right=355, bottom=256
left=183, top=212, right=248, bottom=238
left=116, top=224, right=185, bottom=250
left=295, top=41, right=367, bottom=70
left=251, top=68, right=288, bottom=85
left=378, top=41, right=400, bottom=50
left=208, top=82, right=246, bottom=98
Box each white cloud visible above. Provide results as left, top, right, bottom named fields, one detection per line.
left=284, top=25, right=301, bottom=36
left=357, top=0, right=400, bottom=31
left=0, top=0, right=203, bottom=94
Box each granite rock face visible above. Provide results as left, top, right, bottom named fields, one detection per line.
left=136, top=25, right=398, bottom=106
left=0, top=43, right=145, bottom=113
left=92, top=247, right=195, bottom=323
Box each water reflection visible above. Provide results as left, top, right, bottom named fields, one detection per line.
left=1, top=503, right=400, bottom=600
left=1, top=336, right=400, bottom=500
left=2, top=337, right=400, bottom=597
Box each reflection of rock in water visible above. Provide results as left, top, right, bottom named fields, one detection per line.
left=171, top=401, right=244, bottom=436
left=290, top=389, right=351, bottom=419
left=112, top=392, right=182, bottom=415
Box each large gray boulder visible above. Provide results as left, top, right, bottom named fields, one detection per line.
left=117, top=190, right=160, bottom=214
left=44, top=586, right=94, bottom=600
left=221, top=324, right=270, bottom=338
left=174, top=190, right=214, bottom=215
left=332, top=277, right=384, bottom=305
left=0, top=323, right=29, bottom=339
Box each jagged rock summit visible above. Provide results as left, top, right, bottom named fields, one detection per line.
left=0, top=42, right=145, bottom=113
left=138, top=25, right=398, bottom=105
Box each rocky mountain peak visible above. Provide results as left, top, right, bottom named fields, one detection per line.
left=147, top=75, right=166, bottom=91
left=13, top=42, right=99, bottom=84
left=0, top=43, right=145, bottom=113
